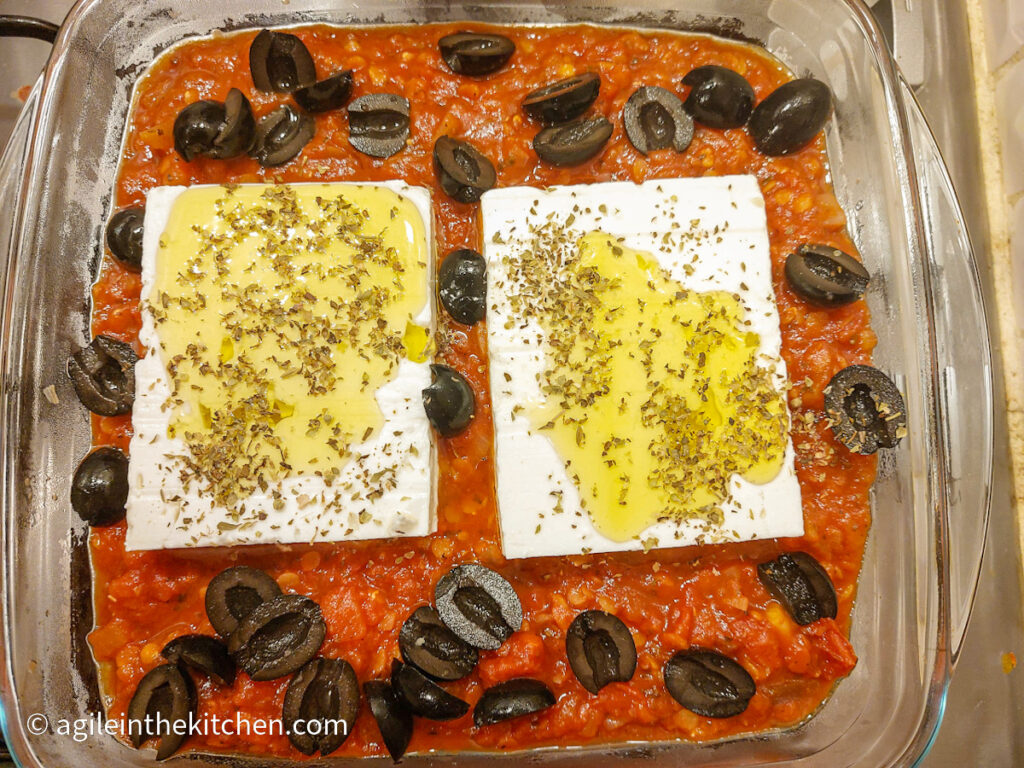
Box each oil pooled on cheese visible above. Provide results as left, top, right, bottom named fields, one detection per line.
left=150, top=184, right=429, bottom=507
left=524, top=230, right=788, bottom=542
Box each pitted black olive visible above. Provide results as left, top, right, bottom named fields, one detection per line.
left=127, top=663, right=197, bottom=760
left=435, top=564, right=522, bottom=650
left=205, top=565, right=282, bottom=636
left=173, top=88, right=256, bottom=162
left=228, top=593, right=325, bottom=680
left=824, top=365, right=907, bottom=454
left=161, top=634, right=236, bottom=685
left=438, top=249, right=487, bottom=326
left=293, top=70, right=354, bottom=114
left=284, top=658, right=359, bottom=756
left=785, top=244, right=870, bottom=307
left=106, top=207, right=144, bottom=270
left=218, top=88, right=258, bottom=157
left=623, top=86, right=693, bottom=155
left=566, top=610, right=637, bottom=694
left=473, top=678, right=555, bottom=726
left=67, top=335, right=137, bottom=416
left=434, top=137, right=496, bottom=204
left=173, top=100, right=224, bottom=162
left=757, top=551, right=838, bottom=626
left=439, top=32, right=515, bottom=76
left=399, top=605, right=478, bottom=681
left=663, top=648, right=755, bottom=718
left=249, top=29, right=316, bottom=93
left=523, top=73, right=601, bottom=125
left=682, top=65, right=755, bottom=129
left=533, top=116, right=613, bottom=166
left=422, top=364, right=475, bottom=438
left=71, top=447, right=128, bottom=527
left=348, top=93, right=410, bottom=159
left=748, top=78, right=832, bottom=156
left=249, top=105, right=314, bottom=167
left=391, top=659, right=469, bottom=721
left=365, top=680, right=414, bottom=762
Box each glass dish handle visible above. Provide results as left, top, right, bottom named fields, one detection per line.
left=0, top=78, right=41, bottom=307
left=899, top=77, right=994, bottom=664
left=0, top=16, right=52, bottom=283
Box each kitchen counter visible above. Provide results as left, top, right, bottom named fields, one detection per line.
left=912, top=0, right=1024, bottom=760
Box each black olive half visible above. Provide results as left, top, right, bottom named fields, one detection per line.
left=533, top=116, right=613, bottom=167
left=438, top=249, right=487, bottom=326
left=391, top=659, right=469, bottom=721
left=127, top=663, right=197, bottom=761
left=228, top=593, right=325, bottom=681
left=474, top=678, right=555, bottom=726
left=293, top=70, right=354, bottom=114
left=682, top=65, right=755, bottom=129
left=284, top=658, right=359, bottom=756
left=757, top=551, right=838, bottom=626
left=434, top=136, right=496, bottom=204
left=67, top=335, right=137, bottom=417
left=623, top=86, right=694, bottom=156
left=161, top=634, right=236, bottom=685
left=218, top=88, right=258, bottom=157
left=748, top=78, right=832, bottom=156
left=435, top=564, right=522, bottom=651
left=205, top=565, right=282, bottom=636
left=249, top=29, right=317, bottom=93
left=663, top=648, right=755, bottom=718
left=365, top=680, right=414, bottom=763
left=249, top=105, right=315, bottom=167
left=422, top=364, right=475, bottom=438
left=439, top=32, right=515, bottom=76
left=106, top=207, right=144, bottom=270
left=523, top=73, right=600, bottom=125
left=823, top=365, right=907, bottom=454
left=71, top=447, right=128, bottom=527
left=348, top=93, right=411, bottom=159
left=785, top=244, right=870, bottom=307
left=399, top=605, right=478, bottom=681
left=173, top=88, right=256, bottom=162
left=566, top=610, right=637, bottom=694
left=173, top=100, right=223, bottom=162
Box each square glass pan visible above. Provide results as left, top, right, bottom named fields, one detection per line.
left=0, top=0, right=993, bottom=766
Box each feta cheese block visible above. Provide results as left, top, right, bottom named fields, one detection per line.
left=126, top=182, right=436, bottom=550
left=482, top=176, right=803, bottom=559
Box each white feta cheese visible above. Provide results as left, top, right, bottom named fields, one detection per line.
left=482, top=176, right=803, bottom=559
left=126, top=182, right=436, bottom=550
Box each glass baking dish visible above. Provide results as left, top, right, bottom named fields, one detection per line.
left=0, top=0, right=993, bottom=765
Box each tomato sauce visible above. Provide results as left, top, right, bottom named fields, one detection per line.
left=88, top=23, right=872, bottom=758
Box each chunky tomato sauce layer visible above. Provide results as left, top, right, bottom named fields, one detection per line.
left=88, top=23, right=873, bottom=758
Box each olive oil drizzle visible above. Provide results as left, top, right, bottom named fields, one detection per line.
left=501, top=221, right=789, bottom=541
left=148, top=184, right=429, bottom=523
